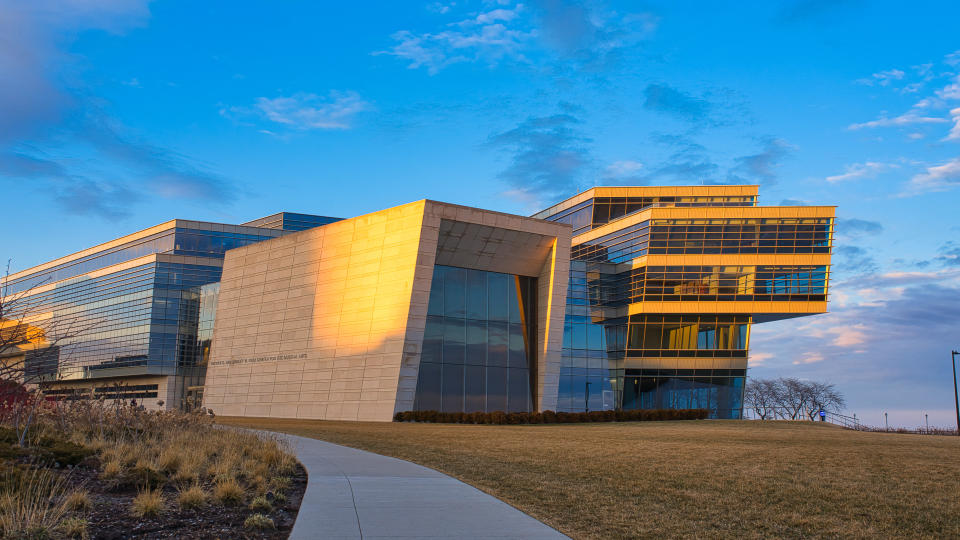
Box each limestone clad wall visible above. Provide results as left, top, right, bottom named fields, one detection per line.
left=202, top=200, right=570, bottom=422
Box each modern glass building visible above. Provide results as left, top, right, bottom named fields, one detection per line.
left=1, top=214, right=339, bottom=408
left=4, top=185, right=833, bottom=420
left=533, top=185, right=834, bottom=418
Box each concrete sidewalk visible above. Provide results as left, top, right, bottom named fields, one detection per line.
left=273, top=432, right=568, bottom=539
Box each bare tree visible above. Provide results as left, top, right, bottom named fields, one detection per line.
left=745, top=378, right=779, bottom=419
left=804, top=381, right=846, bottom=420
left=747, top=376, right=847, bottom=421
left=1, top=261, right=100, bottom=446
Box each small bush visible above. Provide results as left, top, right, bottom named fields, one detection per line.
left=177, top=485, right=207, bottom=510
left=130, top=488, right=164, bottom=518
left=213, top=478, right=245, bottom=506
left=249, top=495, right=273, bottom=512
left=64, top=490, right=92, bottom=512
left=244, top=513, right=275, bottom=530
left=59, top=516, right=88, bottom=539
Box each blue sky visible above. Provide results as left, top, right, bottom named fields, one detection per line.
left=2, top=0, right=959, bottom=427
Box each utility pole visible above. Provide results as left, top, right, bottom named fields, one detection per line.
left=952, top=351, right=959, bottom=436
left=925, top=413, right=929, bottom=434
left=884, top=412, right=888, bottom=431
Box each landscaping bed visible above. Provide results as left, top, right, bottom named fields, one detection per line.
left=0, top=401, right=306, bottom=539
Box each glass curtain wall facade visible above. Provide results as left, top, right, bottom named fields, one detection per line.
left=537, top=186, right=834, bottom=418
left=2, top=215, right=337, bottom=409
left=413, top=265, right=537, bottom=413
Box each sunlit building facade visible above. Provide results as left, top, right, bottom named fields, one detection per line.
left=4, top=186, right=833, bottom=420
left=533, top=185, right=834, bottom=418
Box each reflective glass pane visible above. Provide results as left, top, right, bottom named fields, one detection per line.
left=466, top=269, right=487, bottom=320
left=443, top=267, right=466, bottom=318
left=486, top=366, right=508, bottom=412
left=441, top=364, right=464, bottom=412
left=443, top=318, right=465, bottom=365
left=508, top=324, right=527, bottom=369
left=466, top=319, right=486, bottom=366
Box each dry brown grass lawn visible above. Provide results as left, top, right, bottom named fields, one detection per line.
left=218, top=418, right=960, bottom=539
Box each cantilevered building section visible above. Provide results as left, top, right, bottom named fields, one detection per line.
left=532, top=185, right=834, bottom=418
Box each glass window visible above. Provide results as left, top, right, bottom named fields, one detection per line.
left=466, top=269, right=487, bottom=320
left=441, top=364, right=464, bottom=413
left=414, top=265, right=537, bottom=413
left=443, top=267, right=466, bottom=318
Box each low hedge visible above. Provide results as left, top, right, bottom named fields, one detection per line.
left=393, top=408, right=709, bottom=424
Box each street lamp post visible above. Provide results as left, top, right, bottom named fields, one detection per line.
left=952, top=351, right=959, bottom=436
left=585, top=381, right=592, bottom=413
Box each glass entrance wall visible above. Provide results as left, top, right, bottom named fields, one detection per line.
left=413, top=265, right=537, bottom=413
left=621, top=369, right=745, bottom=419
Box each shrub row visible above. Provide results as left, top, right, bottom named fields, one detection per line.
left=393, top=408, right=709, bottom=424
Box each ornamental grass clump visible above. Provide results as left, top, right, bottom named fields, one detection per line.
left=59, top=516, right=88, bottom=539
left=213, top=478, right=245, bottom=506
left=64, top=490, right=92, bottom=512
left=177, top=485, right=207, bottom=510
left=243, top=513, right=275, bottom=530
left=0, top=466, right=71, bottom=538
left=248, top=495, right=273, bottom=512
left=130, top=488, right=164, bottom=518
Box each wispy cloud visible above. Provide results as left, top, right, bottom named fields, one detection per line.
left=642, top=84, right=712, bottom=122
left=936, top=75, right=960, bottom=100
left=487, top=109, right=591, bottom=201
left=825, top=161, right=897, bottom=182
left=604, top=160, right=643, bottom=178
left=792, top=352, right=825, bottom=365
left=944, top=107, right=960, bottom=141
left=375, top=1, right=657, bottom=74
left=835, top=218, right=883, bottom=238
left=727, top=138, right=793, bottom=185
left=375, top=3, right=534, bottom=74
left=833, top=245, right=878, bottom=275
left=249, top=91, right=371, bottom=130
left=533, top=0, right=658, bottom=63
left=848, top=109, right=948, bottom=130
left=905, top=157, right=960, bottom=194
left=856, top=68, right=905, bottom=87
left=0, top=0, right=240, bottom=219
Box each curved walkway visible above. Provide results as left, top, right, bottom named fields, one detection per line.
left=273, top=432, right=568, bottom=540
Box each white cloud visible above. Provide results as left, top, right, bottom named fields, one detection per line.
left=252, top=91, right=370, bottom=130
left=374, top=4, right=534, bottom=74
left=906, top=157, right=960, bottom=194
left=825, top=161, right=896, bottom=182
left=604, top=160, right=643, bottom=178
left=829, top=325, right=867, bottom=347
left=856, top=68, right=905, bottom=87
left=937, top=75, right=960, bottom=100
left=848, top=110, right=948, bottom=130
left=945, top=50, right=960, bottom=67
left=792, top=352, right=825, bottom=365
left=749, top=352, right=774, bottom=366
left=944, top=107, right=960, bottom=141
